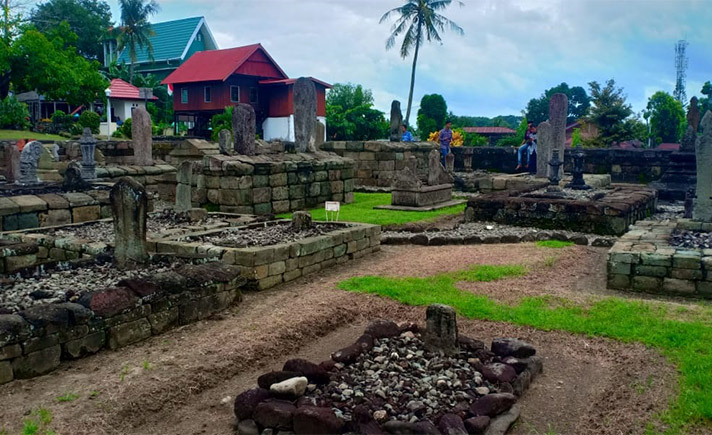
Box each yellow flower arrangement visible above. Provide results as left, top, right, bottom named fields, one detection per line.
left=427, top=130, right=464, bottom=146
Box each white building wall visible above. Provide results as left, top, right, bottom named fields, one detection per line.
left=263, top=115, right=327, bottom=142
left=111, top=99, right=147, bottom=122
left=317, top=116, right=327, bottom=142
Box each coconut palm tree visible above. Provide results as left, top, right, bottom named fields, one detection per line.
left=116, top=0, right=159, bottom=83
left=380, top=0, right=463, bottom=126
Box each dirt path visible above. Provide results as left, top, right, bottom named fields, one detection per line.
left=0, top=244, right=683, bottom=434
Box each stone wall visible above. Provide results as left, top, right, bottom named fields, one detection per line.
left=0, top=191, right=112, bottom=231
left=608, top=220, right=712, bottom=298
left=319, top=141, right=437, bottom=189
left=0, top=262, right=244, bottom=384
left=451, top=146, right=677, bottom=184
left=94, top=164, right=177, bottom=199
left=199, top=153, right=355, bottom=215
left=465, top=184, right=658, bottom=236
left=154, top=221, right=380, bottom=291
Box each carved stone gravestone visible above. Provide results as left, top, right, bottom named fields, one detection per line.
left=5, top=142, right=20, bottom=182
left=428, top=149, right=454, bottom=186
left=175, top=161, right=193, bottom=211
left=18, top=141, right=43, bottom=185
left=315, top=121, right=325, bottom=147
left=393, top=166, right=421, bottom=189
left=218, top=129, right=233, bottom=155
left=693, top=111, right=712, bottom=222
left=445, top=152, right=455, bottom=173
left=233, top=103, right=256, bottom=156
left=131, top=107, right=153, bottom=166
left=292, top=211, right=312, bottom=231
left=424, top=304, right=458, bottom=356
left=79, top=128, right=97, bottom=180
left=293, top=77, right=317, bottom=153
left=549, top=93, right=568, bottom=179
left=536, top=121, right=552, bottom=179
left=110, top=177, right=149, bottom=268
left=62, top=161, right=90, bottom=191
left=682, top=97, right=701, bottom=152
left=390, top=100, right=403, bottom=142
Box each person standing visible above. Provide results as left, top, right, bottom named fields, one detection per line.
left=401, top=124, right=414, bottom=142
left=516, top=121, right=533, bottom=171
left=438, top=120, right=453, bottom=167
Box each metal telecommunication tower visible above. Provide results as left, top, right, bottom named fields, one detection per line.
left=674, top=40, right=688, bottom=105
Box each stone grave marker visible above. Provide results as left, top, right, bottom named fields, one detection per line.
left=428, top=149, right=453, bottom=186
left=315, top=121, right=325, bottom=147
left=175, top=161, right=193, bottom=211
left=682, top=96, right=700, bottom=152
left=218, top=129, right=233, bottom=155
left=79, top=128, right=97, bottom=180
left=424, top=304, right=458, bottom=356
left=390, top=100, right=403, bottom=142
left=233, top=103, right=256, bottom=156
left=131, top=107, right=153, bottom=166
left=292, top=211, right=312, bottom=231
left=18, top=141, right=43, bottom=185
left=5, top=142, right=20, bottom=182
left=110, top=177, right=148, bottom=268
left=549, top=93, right=568, bottom=179
left=536, top=121, right=552, bottom=179
left=62, top=161, right=90, bottom=191
left=293, top=77, right=317, bottom=153
left=694, top=111, right=712, bottom=222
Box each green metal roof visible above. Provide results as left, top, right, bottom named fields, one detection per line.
left=116, top=16, right=212, bottom=65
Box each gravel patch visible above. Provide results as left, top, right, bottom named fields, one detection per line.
left=670, top=228, right=712, bottom=249
left=650, top=203, right=685, bottom=222
left=522, top=187, right=608, bottom=201
left=191, top=222, right=347, bottom=248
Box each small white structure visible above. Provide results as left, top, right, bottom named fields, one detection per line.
left=106, top=79, right=157, bottom=123
left=262, top=115, right=326, bottom=142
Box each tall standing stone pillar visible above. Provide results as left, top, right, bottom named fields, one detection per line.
left=111, top=177, right=149, bottom=268
left=219, top=129, right=233, bottom=155
left=5, top=142, right=20, bottom=182
left=682, top=97, right=701, bottom=152
left=548, top=93, right=568, bottom=179
left=175, top=161, right=193, bottom=211
left=293, top=77, right=317, bottom=153
left=536, top=121, right=552, bottom=179
left=17, top=141, right=43, bottom=185
left=694, top=111, right=712, bottom=222
left=131, top=107, right=153, bottom=166
left=79, top=128, right=97, bottom=180
left=390, top=100, right=403, bottom=142
left=233, top=103, right=256, bottom=156
left=424, top=304, right=459, bottom=356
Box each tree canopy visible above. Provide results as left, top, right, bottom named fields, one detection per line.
left=326, top=83, right=374, bottom=109
left=326, top=82, right=387, bottom=141
left=646, top=91, right=685, bottom=144
left=115, top=0, right=159, bottom=82
left=525, top=82, right=590, bottom=125
left=586, top=79, right=633, bottom=147
left=30, top=0, right=113, bottom=63
left=416, top=94, right=447, bottom=136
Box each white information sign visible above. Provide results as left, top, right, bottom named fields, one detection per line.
left=325, top=201, right=340, bottom=221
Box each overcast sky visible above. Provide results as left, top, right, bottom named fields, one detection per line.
left=102, top=0, right=711, bottom=120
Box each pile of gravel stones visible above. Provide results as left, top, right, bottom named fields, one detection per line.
left=523, top=187, right=607, bottom=201
left=670, top=228, right=712, bottom=249
left=233, top=319, right=541, bottom=435
left=382, top=221, right=616, bottom=247
left=193, top=222, right=346, bottom=248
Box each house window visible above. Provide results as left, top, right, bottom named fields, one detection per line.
left=197, top=33, right=203, bottom=42
left=204, top=86, right=211, bottom=103
left=181, top=88, right=188, bottom=104
left=230, top=86, right=240, bottom=103
left=249, top=87, right=258, bottom=104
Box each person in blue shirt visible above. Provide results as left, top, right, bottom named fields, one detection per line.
left=438, top=121, right=453, bottom=167
left=401, top=124, right=413, bottom=142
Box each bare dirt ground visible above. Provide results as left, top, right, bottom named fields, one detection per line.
left=0, top=244, right=683, bottom=434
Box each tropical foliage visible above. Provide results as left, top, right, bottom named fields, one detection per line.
left=586, top=79, right=633, bottom=147
left=114, top=0, right=159, bottom=82
left=416, top=94, right=447, bottom=137
left=525, top=82, right=590, bottom=125
left=326, top=83, right=388, bottom=140
left=380, top=0, right=463, bottom=125
left=0, top=96, right=29, bottom=129
left=210, top=106, right=233, bottom=142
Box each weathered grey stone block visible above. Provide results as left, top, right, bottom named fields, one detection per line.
left=632, top=276, right=662, bottom=292
left=108, top=318, right=151, bottom=349
left=12, top=345, right=61, bottom=378
left=663, top=278, right=696, bottom=294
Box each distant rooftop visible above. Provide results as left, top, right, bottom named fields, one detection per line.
left=463, top=126, right=516, bottom=134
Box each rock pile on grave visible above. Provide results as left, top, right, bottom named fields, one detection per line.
left=233, top=305, right=541, bottom=434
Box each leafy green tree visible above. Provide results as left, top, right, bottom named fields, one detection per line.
left=78, top=110, right=100, bottom=133
left=587, top=79, right=633, bottom=147
left=463, top=131, right=487, bottom=147
left=326, top=82, right=387, bottom=140
left=0, top=95, right=29, bottom=129
left=114, top=0, right=159, bottom=82
left=30, top=0, right=112, bottom=62
left=525, top=82, right=590, bottom=125
left=416, top=94, right=447, bottom=137
left=326, top=83, right=373, bottom=109
left=210, top=106, right=232, bottom=142
left=699, top=81, right=712, bottom=118
left=496, top=117, right=528, bottom=147
left=380, top=0, right=463, bottom=126
left=646, top=91, right=685, bottom=144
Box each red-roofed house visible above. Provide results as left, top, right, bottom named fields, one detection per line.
left=161, top=43, right=331, bottom=139
left=107, top=79, right=158, bottom=122
left=462, top=126, right=516, bottom=145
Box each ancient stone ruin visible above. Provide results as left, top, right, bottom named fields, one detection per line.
left=62, top=161, right=90, bottom=192
left=79, top=127, right=97, bottom=180
left=546, top=94, right=568, bottom=180
left=693, top=111, right=712, bottom=222
left=385, top=149, right=461, bottom=210
left=219, top=128, right=233, bottom=155
left=131, top=107, right=153, bottom=166
left=175, top=161, right=193, bottom=211
left=293, top=77, right=318, bottom=153
left=233, top=306, right=541, bottom=434
left=233, top=103, right=257, bottom=156
left=18, top=141, right=44, bottom=185
left=390, top=100, right=403, bottom=142
left=681, top=96, right=700, bottom=152
left=110, top=177, right=148, bottom=268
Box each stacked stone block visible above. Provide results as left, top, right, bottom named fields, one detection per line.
left=320, top=141, right=437, bottom=189
left=0, top=191, right=112, bottom=231
left=0, top=262, right=244, bottom=384
left=201, top=154, right=355, bottom=215
left=607, top=220, right=712, bottom=298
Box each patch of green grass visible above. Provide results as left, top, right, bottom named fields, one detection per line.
left=543, top=255, right=557, bottom=267
left=276, top=192, right=465, bottom=226
left=339, top=265, right=712, bottom=433
left=0, top=130, right=66, bottom=141
left=22, top=408, right=54, bottom=435
left=55, top=392, right=79, bottom=403
left=450, top=264, right=527, bottom=282
left=142, top=360, right=153, bottom=370
left=89, top=391, right=100, bottom=398
left=119, top=364, right=130, bottom=382
left=536, top=240, right=575, bottom=249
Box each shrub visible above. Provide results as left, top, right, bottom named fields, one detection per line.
left=119, top=118, right=132, bottom=138
left=78, top=111, right=101, bottom=133
left=0, top=96, right=30, bottom=130
left=210, top=106, right=233, bottom=142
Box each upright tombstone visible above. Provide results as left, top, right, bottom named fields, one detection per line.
left=389, top=100, right=403, bottom=142
left=293, top=77, right=317, bottom=153
left=18, top=141, right=43, bottom=185
left=536, top=121, right=552, bottom=178
left=110, top=177, right=149, bottom=268
left=424, top=304, right=458, bottom=357
left=233, top=103, right=256, bottom=156
left=291, top=211, right=312, bottom=231
left=218, top=129, right=233, bottom=155
left=428, top=149, right=454, bottom=186
left=79, top=128, right=97, bottom=180
left=315, top=121, right=326, bottom=147
left=131, top=107, right=153, bottom=166
left=693, top=111, right=712, bottom=222
left=548, top=93, right=568, bottom=179
left=5, top=142, right=20, bottom=182
left=681, top=97, right=701, bottom=152
left=175, top=161, right=193, bottom=211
